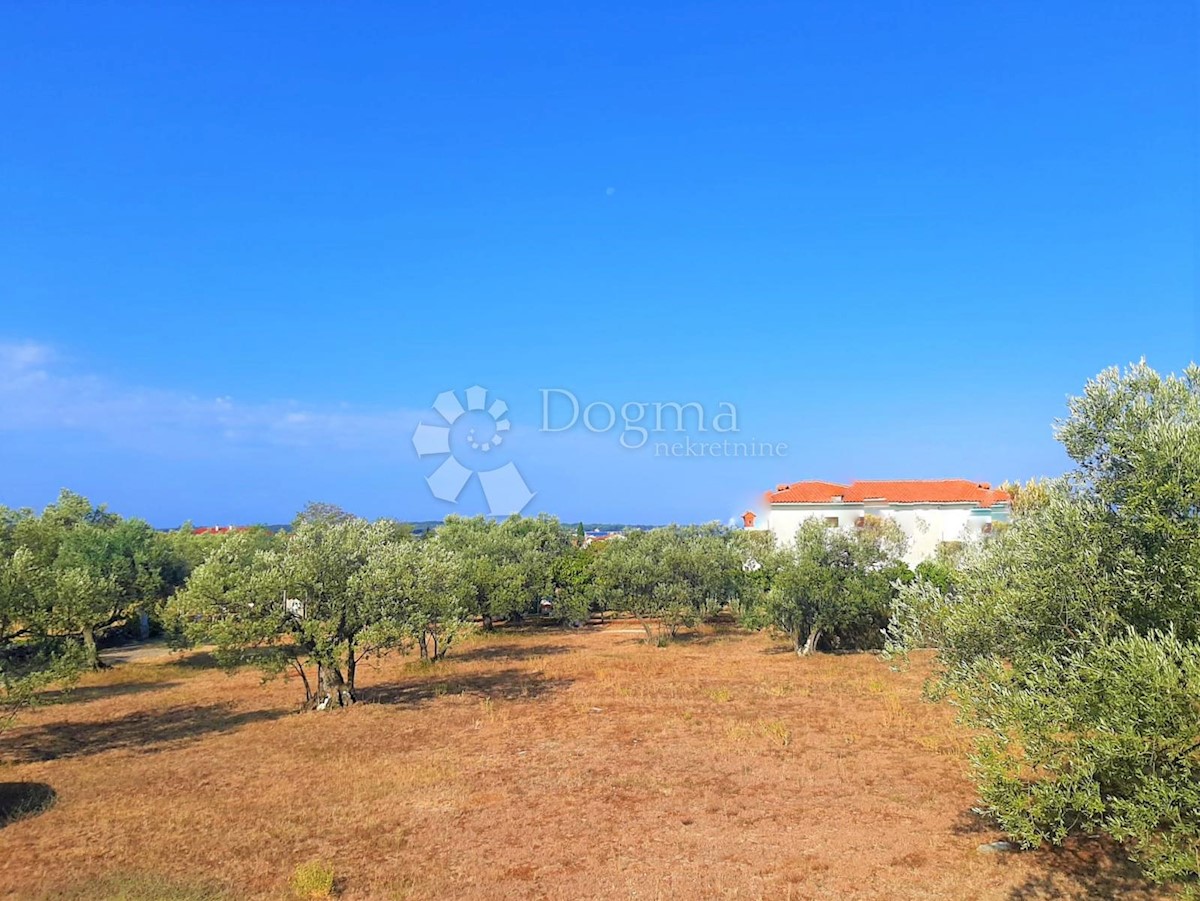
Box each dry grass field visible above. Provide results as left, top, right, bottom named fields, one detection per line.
left=0, top=625, right=1170, bottom=900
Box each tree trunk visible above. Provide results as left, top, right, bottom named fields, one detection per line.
left=482, top=613, right=494, bottom=632
left=434, top=629, right=453, bottom=660
left=293, top=660, right=312, bottom=703
left=308, top=663, right=355, bottom=710
left=801, top=628, right=822, bottom=656
left=345, top=642, right=357, bottom=695
left=81, top=626, right=106, bottom=670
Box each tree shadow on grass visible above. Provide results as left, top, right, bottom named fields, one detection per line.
left=450, top=643, right=573, bottom=664
left=166, top=648, right=282, bottom=671
left=760, top=644, right=797, bottom=656
left=952, top=810, right=1163, bottom=900
left=484, top=618, right=605, bottom=634
left=757, top=643, right=883, bottom=657
left=1, top=703, right=287, bottom=763
left=0, top=782, right=56, bottom=827
left=950, top=806, right=996, bottom=837
left=669, top=629, right=759, bottom=648
left=367, top=667, right=572, bottom=707
left=35, top=681, right=182, bottom=706
left=1005, top=839, right=1164, bottom=900
left=166, top=650, right=224, bottom=670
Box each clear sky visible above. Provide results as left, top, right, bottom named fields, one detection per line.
left=1, top=1, right=1196, bottom=527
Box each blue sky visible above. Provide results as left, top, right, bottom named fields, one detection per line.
left=1, top=1, right=1195, bottom=526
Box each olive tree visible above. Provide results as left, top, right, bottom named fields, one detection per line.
left=0, top=493, right=185, bottom=725
left=592, top=524, right=746, bottom=644
left=888, top=362, right=1200, bottom=894
left=547, top=543, right=596, bottom=625
left=766, top=515, right=908, bottom=655
left=50, top=517, right=179, bottom=667
left=356, top=536, right=471, bottom=662
left=435, top=515, right=570, bottom=629
left=170, top=513, right=471, bottom=710
left=2, top=492, right=186, bottom=670
left=0, top=542, right=82, bottom=730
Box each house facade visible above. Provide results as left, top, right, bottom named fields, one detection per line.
left=743, top=479, right=1011, bottom=566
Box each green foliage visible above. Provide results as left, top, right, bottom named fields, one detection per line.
left=591, top=524, right=749, bottom=643
left=168, top=515, right=472, bottom=708
left=969, top=629, right=1200, bottom=890
left=434, top=515, right=571, bottom=627
left=765, top=515, right=909, bottom=655
left=889, top=361, right=1200, bottom=894
left=912, top=558, right=958, bottom=595
left=162, top=523, right=276, bottom=581
left=358, top=533, right=472, bottom=661
left=289, top=860, right=335, bottom=898
left=547, top=545, right=595, bottom=625
left=49, top=515, right=183, bottom=663
left=0, top=491, right=188, bottom=728
left=999, top=477, right=1054, bottom=514
left=727, top=529, right=776, bottom=628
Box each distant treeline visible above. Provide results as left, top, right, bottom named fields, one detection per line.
left=161, top=521, right=665, bottom=536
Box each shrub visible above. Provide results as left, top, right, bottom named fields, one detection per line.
left=912, top=559, right=957, bottom=595
left=591, top=524, right=749, bottom=644
left=289, top=861, right=335, bottom=899
left=765, top=516, right=908, bottom=655
left=889, top=362, right=1200, bottom=895
left=969, top=629, right=1200, bottom=889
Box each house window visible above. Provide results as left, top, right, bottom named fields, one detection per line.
left=824, top=516, right=839, bottom=527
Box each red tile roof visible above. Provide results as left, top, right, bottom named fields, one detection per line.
left=766, top=480, right=1010, bottom=507
left=768, top=481, right=850, bottom=503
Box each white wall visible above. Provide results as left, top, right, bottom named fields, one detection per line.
left=758, top=503, right=1008, bottom=566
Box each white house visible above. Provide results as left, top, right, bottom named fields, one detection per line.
left=742, top=479, right=1011, bottom=566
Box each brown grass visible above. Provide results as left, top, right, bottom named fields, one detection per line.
left=0, top=626, right=1170, bottom=900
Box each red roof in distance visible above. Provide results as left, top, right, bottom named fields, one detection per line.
left=767, top=481, right=850, bottom=503
left=766, top=480, right=1010, bottom=507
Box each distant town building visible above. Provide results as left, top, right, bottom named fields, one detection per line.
left=582, top=529, right=625, bottom=547
left=743, top=479, right=1011, bottom=566
left=192, top=525, right=252, bottom=535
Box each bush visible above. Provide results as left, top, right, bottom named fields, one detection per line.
left=912, top=559, right=957, bottom=595
left=970, top=629, right=1200, bottom=889
left=590, top=524, right=749, bottom=644
left=765, top=516, right=908, bottom=655
left=289, top=861, right=335, bottom=898
left=889, top=362, right=1200, bottom=895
